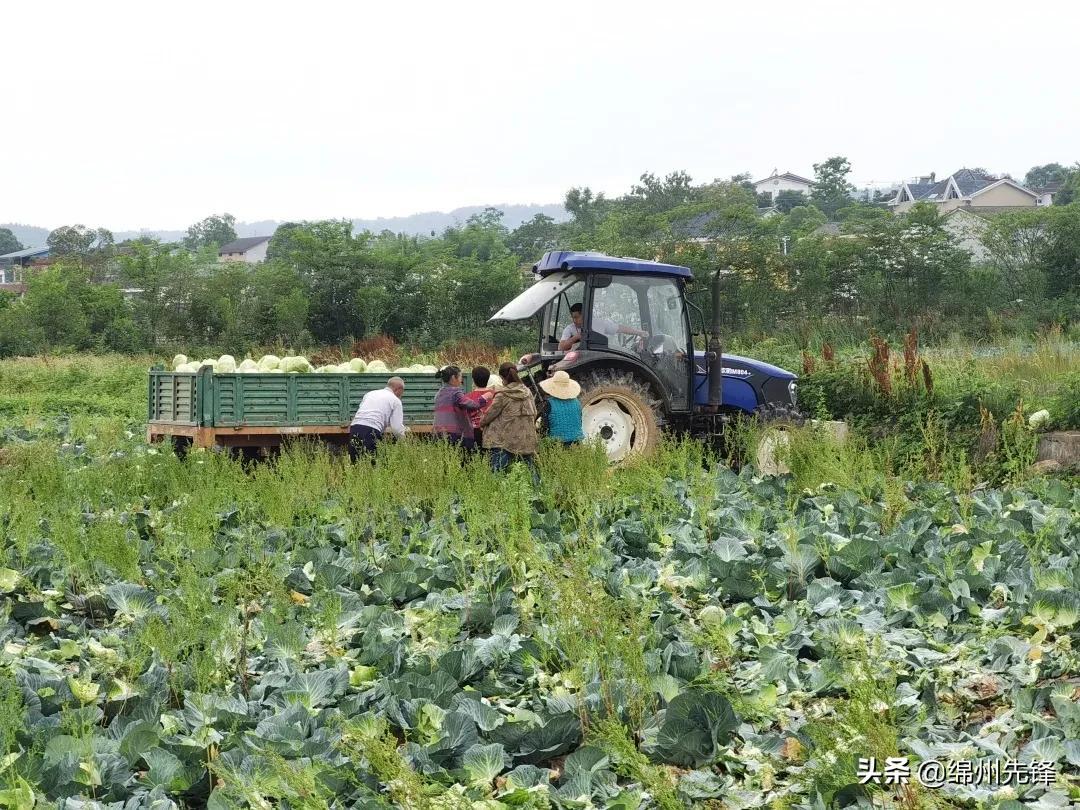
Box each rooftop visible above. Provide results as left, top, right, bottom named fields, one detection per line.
left=0, top=245, right=49, bottom=260
left=754, top=171, right=814, bottom=186
left=218, top=236, right=271, bottom=254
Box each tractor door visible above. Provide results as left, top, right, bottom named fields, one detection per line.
left=586, top=275, right=692, bottom=412
left=643, top=278, right=692, bottom=412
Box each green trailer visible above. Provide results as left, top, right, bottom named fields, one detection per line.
left=146, top=365, right=471, bottom=450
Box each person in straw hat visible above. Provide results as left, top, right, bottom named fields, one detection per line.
left=538, top=370, right=585, bottom=446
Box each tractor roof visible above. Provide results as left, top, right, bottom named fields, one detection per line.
left=533, top=250, right=693, bottom=279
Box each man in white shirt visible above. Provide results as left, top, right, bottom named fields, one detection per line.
left=349, top=376, right=407, bottom=460
left=558, top=303, right=648, bottom=351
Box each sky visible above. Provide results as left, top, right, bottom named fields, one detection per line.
left=4, top=0, right=1079, bottom=231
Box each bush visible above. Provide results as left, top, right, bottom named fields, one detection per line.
left=1051, top=372, right=1080, bottom=429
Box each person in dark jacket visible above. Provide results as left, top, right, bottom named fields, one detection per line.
left=432, top=365, right=485, bottom=451
left=539, top=370, right=584, bottom=446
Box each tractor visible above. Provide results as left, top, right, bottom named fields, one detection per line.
left=490, top=250, right=801, bottom=461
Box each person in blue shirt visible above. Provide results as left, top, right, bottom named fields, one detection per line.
left=539, top=370, right=585, bottom=446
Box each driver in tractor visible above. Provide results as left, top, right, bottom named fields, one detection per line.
left=558, top=303, right=649, bottom=352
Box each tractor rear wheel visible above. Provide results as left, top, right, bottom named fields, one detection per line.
left=577, top=371, right=661, bottom=462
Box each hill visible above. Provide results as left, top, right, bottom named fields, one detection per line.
left=0, top=223, right=49, bottom=249
left=3, top=203, right=567, bottom=248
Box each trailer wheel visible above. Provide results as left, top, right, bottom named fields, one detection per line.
left=578, top=371, right=661, bottom=462
left=170, top=437, right=192, bottom=460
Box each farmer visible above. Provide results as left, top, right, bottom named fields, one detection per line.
left=480, top=362, right=540, bottom=484
left=433, top=365, right=486, bottom=451
left=462, top=365, right=496, bottom=448
left=349, top=376, right=407, bottom=460
left=539, top=370, right=584, bottom=446
left=558, top=302, right=649, bottom=351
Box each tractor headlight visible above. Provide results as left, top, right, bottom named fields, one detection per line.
left=788, top=380, right=798, bottom=406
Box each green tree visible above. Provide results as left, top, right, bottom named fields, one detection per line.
left=0, top=228, right=22, bottom=255
left=507, top=213, right=560, bottom=261
left=46, top=225, right=114, bottom=256
left=119, top=242, right=201, bottom=347
left=773, top=190, right=808, bottom=214
left=811, top=157, right=855, bottom=218
left=781, top=205, right=827, bottom=238
left=853, top=207, right=971, bottom=327
left=1040, top=203, right=1080, bottom=302
left=0, top=263, right=136, bottom=354
left=1054, top=166, right=1080, bottom=205
left=1023, top=163, right=1069, bottom=189
left=837, top=203, right=891, bottom=232
left=628, top=171, right=697, bottom=214
left=564, top=187, right=608, bottom=241
left=183, top=213, right=237, bottom=250
left=979, top=208, right=1052, bottom=302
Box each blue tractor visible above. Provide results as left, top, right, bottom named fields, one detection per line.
left=490, top=251, right=801, bottom=461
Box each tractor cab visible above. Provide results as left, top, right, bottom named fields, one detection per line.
left=491, top=251, right=696, bottom=413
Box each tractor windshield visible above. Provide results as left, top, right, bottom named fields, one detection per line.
left=489, top=271, right=581, bottom=321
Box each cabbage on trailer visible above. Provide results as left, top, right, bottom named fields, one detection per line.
left=147, top=364, right=471, bottom=450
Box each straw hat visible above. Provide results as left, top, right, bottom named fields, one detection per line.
left=539, top=370, right=581, bottom=399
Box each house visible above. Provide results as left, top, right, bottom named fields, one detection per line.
left=218, top=236, right=271, bottom=263
left=0, top=246, right=50, bottom=282
left=942, top=207, right=1048, bottom=263
left=890, top=168, right=1039, bottom=213
left=1032, top=181, right=1062, bottom=206
left=668, top=206, right=782, bottom=245
left=753, top=171, right=814, bottom=202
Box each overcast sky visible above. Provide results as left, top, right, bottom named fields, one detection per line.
left=4, top=0, right=1078, bottom=230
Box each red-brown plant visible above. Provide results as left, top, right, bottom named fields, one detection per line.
left=351, top=335, right=401, bottom=365
left=868, top=335, right=892, bottom=396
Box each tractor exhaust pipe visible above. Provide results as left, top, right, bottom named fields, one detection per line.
left=707, top=266, right=726, bottom=408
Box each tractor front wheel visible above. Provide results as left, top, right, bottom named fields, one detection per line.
left=578, top=371, right=661, bottom=462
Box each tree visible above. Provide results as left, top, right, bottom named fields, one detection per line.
left=1023, top=163, right=1069, bottom=189
left=183, top=213, right=237, bottom=250
left=563, top=187, right=608, bottom=239
left=773, top=190, right=808, bottom=214
left=811, top=156, right=855, bottom=218
left=781, top=205, right=827, bottom=237
left=507, top=213, right=560, bottom=261
left=980, top=209, right=1051, bottom=301
left=1054, top=166, right=1080, bottom=205
left=852, top=209, right=971, bottom=326
left=628, top=171, right=697, bottom=214
left=46, top=225, right=114, bottom=256
left=0, top=228, right=22, bottom=255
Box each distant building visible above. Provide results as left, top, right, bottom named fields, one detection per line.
left=890, top=168, right=1039, bottom=213
left=0, top=246, right=50, bottom=283
left=753, top=170, right=814, bottom=202
left=942, top=207, right=1048, bottom=263
left=1032, top=181, right=1062, bottom=206
left=218, top=236, right=271, bottom=263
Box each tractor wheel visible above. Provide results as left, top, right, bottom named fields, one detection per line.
left=578, top=371, right=662, bottom=462
left=752, top=404, right=805, bottom=475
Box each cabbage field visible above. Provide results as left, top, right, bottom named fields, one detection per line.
left=0, top=355, right=1079, bottom=809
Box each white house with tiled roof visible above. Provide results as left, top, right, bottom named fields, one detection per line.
left=753, top=170, right=814, bottom=201
left=217, top=236, right=271, bottom=264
